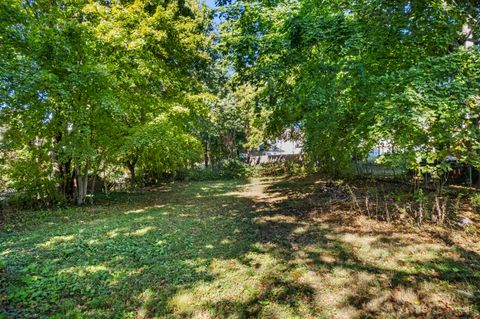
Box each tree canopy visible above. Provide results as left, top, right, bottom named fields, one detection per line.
left=221, top=0, right=480, bottom=178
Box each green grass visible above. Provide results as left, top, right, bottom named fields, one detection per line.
left=1, top=177, right=479, bottom=318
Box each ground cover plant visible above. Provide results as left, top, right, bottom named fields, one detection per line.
left=1, top=176, right=479, bottom=318
left=2, top=1, right=480, bottom=318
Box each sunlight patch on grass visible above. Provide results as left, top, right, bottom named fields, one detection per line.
left=131, top=226, right=156, bottom=236
left=254, top=214, right=298, bottom=224
left=392, top=287, right=420, bottom=305
left=336, top=232, right=449, bottom=272
left=220, top=238, right=232, bottom=245
left=37, top=234, right=76, bottom=248
left=364, top=290, right=391, bottom=313
left=403, top=243, right=445, bottom=258
left=418, top=281, right=456, bottom=309
left=183, top=257, right=210, bottom=273
left=2, top=177, right=479, bottom=318
left=124, top=208, right=146, bottom=215
left=258, top=302, right=302, bottom=319
left=292, top=225, right=309, bottom=235
left=319, top=253, right=337, bottom=264
left=307, top=270, right=380, bottom=318
left=170, top=253, right=285, bottom=316
left=339, top=233, right=377, bottom=245
left=61, top=264, right=111, bottom=276
left=136, top=288, right=155, bottom=319
left=105, top=228, right=127, bottom=238
left=190, top=310, right=215, bottom=319
left=1, top=248, right=14, bottom=257
left=253, top=242, right=278, bottom=251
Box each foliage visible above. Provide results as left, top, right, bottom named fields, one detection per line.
left=195, top=73, right=268, bottom=168
left=221, top=158, right=252, bottom=179
left=1, top=177, right=479, bottom=318
left=119, top=116, right=203, bottom=176
left=221, top=0, right=480, bottom=181
left=0, top=0, right=216, bottom=202
left=260, top=162, right=307, bottom=177
left=2, top=0, right=480, bottom=206
left=186, top=159, right=252, bottom=181
left=7, top=149, right=66, bottom=208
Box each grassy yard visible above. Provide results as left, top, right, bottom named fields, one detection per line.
left=1, top=176, right=479, bottom=318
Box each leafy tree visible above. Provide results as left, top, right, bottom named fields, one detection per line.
left=1, top=0, right=117, bottom=204
left=220, top=0, right=480, bottom=184
left=84, top=0, right=214, bottom=186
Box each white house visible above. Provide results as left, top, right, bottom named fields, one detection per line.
left=266, top=139, right=302, bottom=156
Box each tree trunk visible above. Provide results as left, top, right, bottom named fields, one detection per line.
left=204, top=141, right=209, bottom=168
left=467, top=166, right=473, bottom=185
left=59, top=160, right=75, bottom=199
left=75, top=164, right=89, bottom=205
left=89, top=174, right=96, bottom=204
left=126, top=159, right=137, bottom=188
left=54, top=132, right=74, bottom=200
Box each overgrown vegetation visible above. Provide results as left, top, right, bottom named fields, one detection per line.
left=222, top=0, right=480, bottom=182
left=185, top=159, right=253, bottom=181
left=0, top=0, right=262, bottom=206
left=2, top=1, right=480, bottom=317
left=259, top=162, right=308, bottom=177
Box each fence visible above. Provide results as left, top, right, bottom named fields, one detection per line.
left=0, top=189, right=15, bottom=201
left=354, top=162, right=406, bottom=179
left=244, top=154, right=303, bottom=166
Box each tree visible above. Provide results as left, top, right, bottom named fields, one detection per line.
left=0, top=0, right=117, bottom=204
left=84, top=0, right=214, bottom=186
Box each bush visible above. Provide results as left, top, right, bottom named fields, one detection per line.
left=7, top=157, right=66, bottom=209
left=259, top=162, right=307, bottom=176
left=470, top=193, right=480, bottom=212
left=185, top=159, right=252, bottom=181
left=8, top=184, right=66, bottom=209
left=221, top=159, right=251, bottom=179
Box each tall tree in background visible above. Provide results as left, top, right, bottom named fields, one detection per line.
left=84, top=0, right=214, bottom=185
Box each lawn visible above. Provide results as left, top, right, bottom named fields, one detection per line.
left=1, top=176, right=479, bottom=318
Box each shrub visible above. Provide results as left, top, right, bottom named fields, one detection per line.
left=221, top=159, right=251, bottom=179
left=259, top=162, right=307, bottom=176
left=7, top=157, right=66, bottom=209
left=185, top=159, right=252, bottom=181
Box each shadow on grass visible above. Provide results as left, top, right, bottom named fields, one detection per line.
left=258, top=176, right=480, bottom=317
left=1, top=176, right=479, bottom=318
